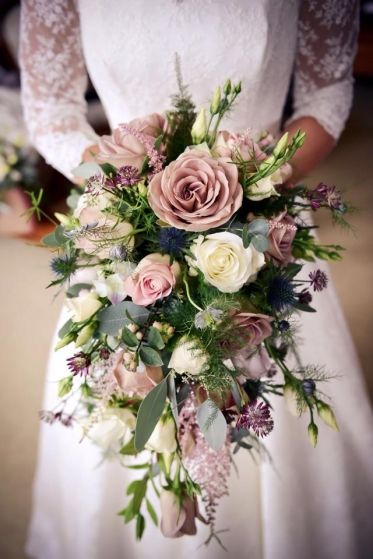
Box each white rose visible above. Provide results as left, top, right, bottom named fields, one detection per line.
left=146, top=416, right=177, bottom=453
left=168, top=337, right=207, bottom=376
left=190, top=232, right=265, bottom=293
left=88, top=409, right=136, bottom=452
left=67, top=291, right=102, bottom=322
left=247, top=164, right=292, bottom=201
left=94, top=272, right=130, bottom=305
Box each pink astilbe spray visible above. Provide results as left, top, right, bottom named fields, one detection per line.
left=178, top=393, right=231, bottom=528
left=118, top=124, right=165, bottom=177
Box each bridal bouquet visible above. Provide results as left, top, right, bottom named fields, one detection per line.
left=41, top=77, right=349, bottom=543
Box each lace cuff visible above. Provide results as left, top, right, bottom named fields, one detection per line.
left=287, top=0, right=359, bottom=140
left=19, top=0, right=98, bottom=179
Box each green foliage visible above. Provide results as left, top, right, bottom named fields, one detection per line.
left=98, top=302, right=150, bottom=335
left=58, top=375, right=73, bottom=397
left=134, top=376, right=168, bottom=451
left=139, top=346, right=163, bottom=366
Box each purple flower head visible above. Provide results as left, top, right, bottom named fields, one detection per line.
left=309, top=269, right=328, bottom=292
left=105, top=165, right=140, bottom=189
left=66, top=352, right=91, bottom=376
left=307, top=183, right=343, bottom=212
left=236, top=400, right=274, bottom=437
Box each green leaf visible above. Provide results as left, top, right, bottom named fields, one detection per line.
left=283, top=263, right=303, bottom=279
left=251, top=234, right=269, bottom=252
left=146, top=499, right=158, bottom=526
left=120, top=438, right=138, bottom=456
left=242, top=223, right=251, bottom=249
left=133, top=478, right=147, bottom=514
left=147, top=327, right=165, bottom=350
left=134, top=376, right=168, bottom=450
left=139, top=346, right=163, bottom=366
left=58, top=318, right=74, bottom=339
left=58, top=375, right=73, bottom=397
left=122, top=327, right=139, bottom=348
left=136, top=513, right=146, bottom=540
left=167, top=374, right=178, bottom=424
left=197, top=399, right=227, bottom=451
left=66, top=189, right=81, bottom=210
left=42, top=225, right=66, bottom=247
left=294, top=302, right=317, bottom=313
left=72, top=161, right=102, bottom=179
left=100, top=162, right=118, bottom=177
left=66, top=283, right=92, bottom=298
left=97, top=302, right=150, bottom=336
left=127, top=480, right=142, bottom=496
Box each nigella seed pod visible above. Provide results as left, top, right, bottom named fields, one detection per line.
left=278, top=320, right=290, bottom=332
left=302, top=379, right=316, bottom=396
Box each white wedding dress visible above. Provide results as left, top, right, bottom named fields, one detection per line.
left=20, top=1, right=373, bottom=558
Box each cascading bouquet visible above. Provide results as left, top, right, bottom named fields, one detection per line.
left=40, top=77, right=350, bottom=543
left=0, top=136, right=38, bottom=195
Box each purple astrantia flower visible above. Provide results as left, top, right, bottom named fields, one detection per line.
left=39, top=410, right=73, bottom=427
left=307, top=183, right=343, bottom=211
left=106, top=165, right=140, bottom=189
left=309, top=269, right=328, bottom=292
left=236, top=400, right=274, bottom=437
left=66, top=352, right=91, bottom=376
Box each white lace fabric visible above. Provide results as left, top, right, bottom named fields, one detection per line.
left=19, top=0, right=359, bottom=179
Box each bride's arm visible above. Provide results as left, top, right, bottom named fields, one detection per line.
left=284, top=0, right=359, bottom=184
left=19, top=0, right=99, bottom=179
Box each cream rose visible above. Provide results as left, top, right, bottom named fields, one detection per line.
left=88, top=409, right=136, bottom=452
left=67, top=291, right=102, bottom=322
left=146, top=416, right=177, bottom=454
left=190, top=232, right=265, bottom=293
left=168, top=338, right=207, bottom=376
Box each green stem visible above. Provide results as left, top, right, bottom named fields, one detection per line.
left=182, top=277, right=203, bottom=311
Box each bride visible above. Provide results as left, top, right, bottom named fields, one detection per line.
left=20, top=1, right=373, bottom=558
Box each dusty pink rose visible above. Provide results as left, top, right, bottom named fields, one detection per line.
left=266, top=210, right=297, bottom=266
left=148, top=149, right=243, bottom=232
left=233, top=312, right=273, bottom=347
left=96, top=113, right=165, bottom=170
left=123, top=253, right=180, bottom=306
left=160, top=490, right=205, bottom=538
left=113, top=351, right=163, bottom=397
left=213, top=130, right=266, bottom=162
left=232, top=346, right=275, bottom=379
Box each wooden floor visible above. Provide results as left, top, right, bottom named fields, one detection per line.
left=0, top=81, right=372, bottom=558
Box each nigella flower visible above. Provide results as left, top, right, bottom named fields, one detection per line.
left=194, top=306, right=224, bottom=329
left=109, top=244, right=129, bottom=261
left=50, top=254, right=77, bottom=278
left=309, top=269, right=328, bottom=292
left=158, top=227, right=187, bottom=255
left=302, top=379, right=316, bottom=396
left=307, top=183, right=343, bottom=212
left=66, top=352, right=91, bottom=376
left=267, top=275, right=297, bottom=311
left=236, top=400, right=274, bottom=437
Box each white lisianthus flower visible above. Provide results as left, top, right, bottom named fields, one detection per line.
left=146, top=416, right=177, bottom=453
left=190, top=232, right=265, bottom=293
left=168, top=337, right=207, bottom=376
left=88, top=409, right=136, bottom=452
left=247, top=164, right=292, bottom=201
left=94, top=273, right=128, bottom=305
left=67, top=291, right=102, bottom=322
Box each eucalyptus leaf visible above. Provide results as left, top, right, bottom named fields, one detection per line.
left=134, top=376, right=168, bottom=451
left=66, top=283, right=92, bottom=298
left=100, top=162, right=117, bottom=177
left=98, top=302, right=149, bottom=336
left=42, top=225, right=66, bottom=247
left=58, top=318, right=73, bottom=339
left=122, top=327, right=139, bottom=348
left=71, top=161, right=103, bottom=179
left=247, top=218, right=269, bottom=236
left=197, top=399, right=227, bottom=451
left=147, top=327, right=165, bottom=350
left=139, top=346, right=163, bottom=366
left=251, top=234, right=269, bottom=252
left=167, top=374, right=178, bottom=424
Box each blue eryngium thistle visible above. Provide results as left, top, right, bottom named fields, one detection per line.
left=50, top=254, right=77, bottom=278
left=158, top=227, right=187, bottom=255
left=267, top=275, right=296, bottom=311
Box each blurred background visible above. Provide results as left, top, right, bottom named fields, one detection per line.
left=0, top=1, right=372, bottom=558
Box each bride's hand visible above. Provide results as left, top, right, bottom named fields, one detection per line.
left=284, top=116, right=335, bottom=185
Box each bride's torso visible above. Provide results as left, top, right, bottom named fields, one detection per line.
left=78, top=0, right=300, bottom=133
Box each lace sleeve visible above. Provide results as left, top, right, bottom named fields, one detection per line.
left=19, top=0, right=98, bottom=179
left=287, top=0, right=359, bottom=140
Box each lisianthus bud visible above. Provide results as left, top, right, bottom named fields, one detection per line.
left=55, top=333, right=74, bottom=350
left=223, top=79, right=232, bottom=95
left=191, top=108, right=207, bottom=144
left=210, top=87, right=221, bottom=115
left=234, top=81, right=242, bottom=94
left=273, top=132, right=289, bottom=157
left=316, top=401, right=339, bottom=431
left=75, top=323, right=95, bottom=346
left=308, top=422, right=318, bottom=447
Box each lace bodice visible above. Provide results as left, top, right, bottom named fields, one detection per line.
left=20, top=0, right=359, bottom=179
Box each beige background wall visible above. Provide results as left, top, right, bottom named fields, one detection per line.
left=0, top=82, right=372, bottom=559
